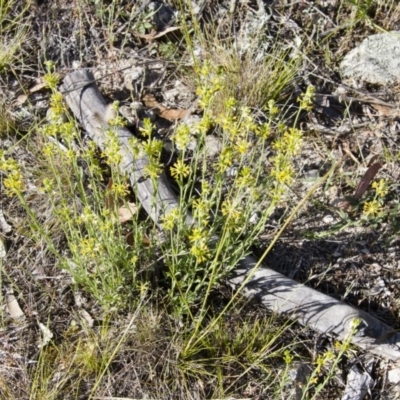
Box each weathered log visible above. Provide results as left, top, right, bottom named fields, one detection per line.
left=60, top=71, right=193, bottom=227
left=61, top=70, right=400, bottom=361
left=230, top=257, right=400, bottom=360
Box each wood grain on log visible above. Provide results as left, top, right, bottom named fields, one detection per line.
left=62, top=70, right=400, bottom=361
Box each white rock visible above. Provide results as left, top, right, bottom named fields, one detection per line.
left=341, top=32, right=400, bottom=85
left=226, top=167, right=238, bottom=177
left=124, top=66, right=144, bottom=91
left=249, top=212, right=260, bottom=225
left=388, top=368, right=400, bottom=384
left=323, top=214, right=334, bottom=224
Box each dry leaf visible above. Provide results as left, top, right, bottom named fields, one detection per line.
left=79, top=309, right=94, bottom=328
left=105, top=179, right=138, bottom=223
left=142, top=93, right=189, bottom=120
left=29, top=80, right=49, bottom=93
left=104, top=178, right=115, bottom=210
left=38, top=322, right=53, bottom=348
left=14, top=74, right=64, bottom=106
left=15, top=94, right=29, bottom=106
left=6, top=294, right=25, bottom=319
left=336, top=162, right=383, bottom=211
left=353, top=163, right=383, bottom=201
left=126, top=231, right=150, bottom=247
left=133, top=26, right=180, bottom=41
left=371, top=103, right=399, bottom=117
left=118, top=202, right=138, bottom=223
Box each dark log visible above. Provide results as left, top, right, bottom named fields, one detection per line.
left=61, top=70, right=400, bottom=361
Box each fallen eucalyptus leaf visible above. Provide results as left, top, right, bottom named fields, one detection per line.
left=142, top=93, right=189, bottom=120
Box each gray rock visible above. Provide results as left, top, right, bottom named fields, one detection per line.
left=340, top=31, right=400, bottom=85
left=204, top=135, right=223, bottom=158
left=123, top=66, right=144, bottom=91
left=341, top=365, right=373, bottom=400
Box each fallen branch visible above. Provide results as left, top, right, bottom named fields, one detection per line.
left=61, top=70, right=400, bottom=361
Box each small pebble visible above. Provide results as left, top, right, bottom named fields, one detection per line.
left=323, top=214, right=334, bottom=224
left=249, top=212, right=260, bottom=225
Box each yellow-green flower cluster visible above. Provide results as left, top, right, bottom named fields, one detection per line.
left=217, top=146, right=234, bottom=173
left=108, top=101, right=127, bottom=127
left=41, top=76, right=80, bottom=148
left=0, top=151, right=24, bottom=196
left=77, top=205, right=99, bottom=226
left=190, top=180, right=212, bottom=228
left=195, top=113, right=214, bottom=136
left=195, top=62, right=275, bottom=183
left=215, top=103, right=256, bottom=141
left=269, top=127, right=303, bottom=203
left=161, top=208, right=180, bottom=230
left=363, top=199, right=381, bottom=217
left=54, top=203, right=73, bottom=221
left=192, top=197, right=211, bottom=226
left=221, top=198, right=243, bottom=232
left=308, top=349, right=335, bottom=384
left=272, top=128, right=302, bottom=156
left=75, top=206, right=116, bottom=240
left=43, top=60, right=60, bottom=90
left=83, top=141, right=102, bottom=176
left=40, top=177, right=54, bottom=194
left=372, top=179, right=389, bottom=198
left=283, top=349, right=294, bottom=365
left=142, top=137, right=163, bottom=159
left=236, top=166, right=256, bottom=187
left=188, top=227, right=211, bottom=263
left=267, top=99, right=279, bottom=117
left=137, top=119, right=164, bottom=180
left=143, top=162, right=163, bottom=180
left=196, top=61, right=223, bottom=110
left=102, top=131, right=122, bottom=166
left=128, top=136, right=142, bottom=158
left=234, top=138, right=251, bottom=155
left=139, top=118, right=153, bottom=137
left=172, top=123, right=191, bottom=150
left=49, top=92, right=65, bottom=121
left=3, top=169, right=24, bottom=196
left=110, top=181, right=129, bottom=197
left=297, top=85, right=316, bottom=111
left=170, top=159, right=190, bottom=180
left=77, top=237, right=102, bottom=258
left=363, top=178, right=389, bottom=217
